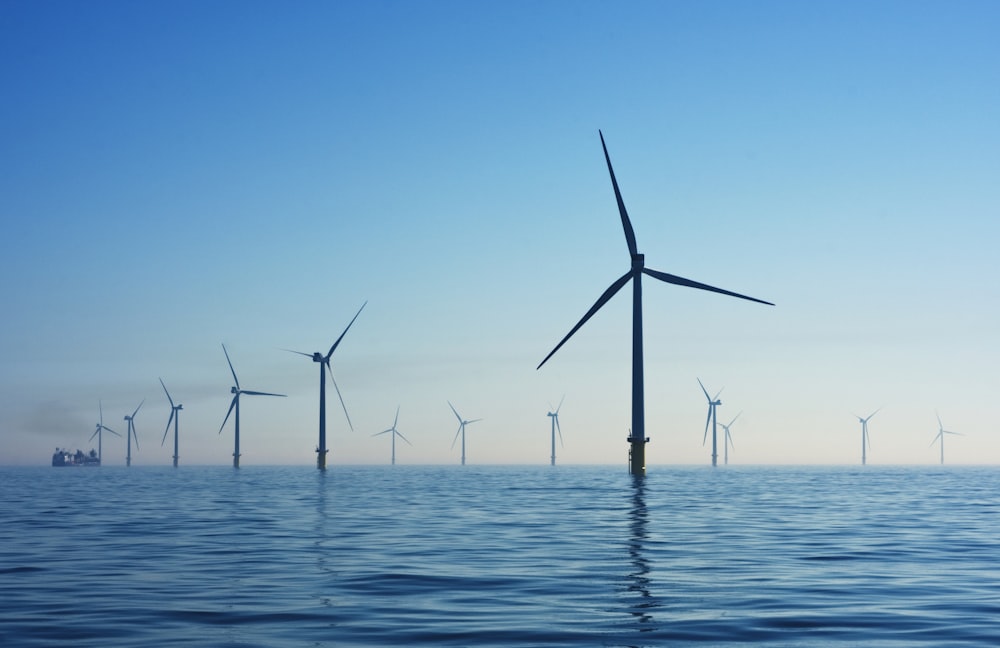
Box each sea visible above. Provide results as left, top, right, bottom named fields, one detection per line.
left=1, top=465, right=998, bottom=647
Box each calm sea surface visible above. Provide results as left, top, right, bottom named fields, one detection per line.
left=1, top=465, right=998, bottom=647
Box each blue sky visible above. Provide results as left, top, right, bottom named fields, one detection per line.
left=2, top=0, right=998, bottom=466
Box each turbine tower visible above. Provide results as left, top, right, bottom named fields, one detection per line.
left=285, top=302, right=366, bottom=470
left=159, top=378, right=183, bottom=467
left=698, top=379, right=723, bottom=467
left=448, top=401, right=482, bottom=466
left=931, top=412, right=962, bottom=465
left=537, top=131, right=773, bottom=476
left=372, top=406, right=411, bottom=465
left=854, top=408, right=880, bottom=465
left=220, top=343, right=286, bottom=468
left=547, top=396, right=565, bottom=466
left=88, top=400, right=120, bottom=464
left=123, top=400, right=143, bottom=467
left=719, top=411, right=741, bottom=465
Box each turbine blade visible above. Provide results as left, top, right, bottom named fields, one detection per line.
left=220, top=395, right=238, bottom=433
left=867, top=408, right=881, bottom=421
left=99, top=400, right=104, bottom=427
left=536, top=270, right=632, bottom=370
left=103, top=425, right=121, bottom=437
left=643, top=267, right=774, bottom=306
left=697, top=377, right=711, bottom=401
left=451, top=424, right=462, bottom=449
left=556, top=394, right=565, bottom=414
left=89, top=429, right=99, bottom=442
left=713, top=388, right=724, bottom=401
left=372, top=429, right=392, bottom=437
left=132, top=426, right=139, bottom=451
left=466, top=418, right=483, bottom=425
left=326, top=301, right=367, bottom=360
left=282, top=348, right=314, bottom=358
left=599, top=130, right=638, bottom=257
left=727, top=429, right=735, bottom=449
left=448, top=401, right=463, bottom=424
left=327, top=364, right=353, bottom=431
left=703, top=407, right=711, bottom=445
left=222, top=343, right=240, bottom=390
left=929, top=431, right=942, bottom=447
left=729, top=411, right=743, bottom=426
left=159, top=377, right=174, bottom=409
left=397, top=430, right=413, bottom=446
left=936, top=410, right=943, bottom=430
left=161, top=410, right=174, bottom=446
left=393, top=405, right=400, bottom=429
left=131, top=399, right=144, bottom=418
left=242, top=390, right=286, bottom=397
left=556, top=418, right=564, bottom=447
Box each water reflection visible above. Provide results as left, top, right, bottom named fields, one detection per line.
left=624, top=474, right=658, bottom=634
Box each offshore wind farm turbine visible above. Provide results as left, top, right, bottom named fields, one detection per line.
left=931, top=412, right=962, bottom=465
left=698, top=379, right=723, bottom=467
left=719, top=411, right=741, bottom=465
left=547, top=396, right=565, bottom=466
left=123, top=400, right=143, bottom=467
left=220, top=344, right=286, bottom=468
left=372, top=406, right=411, bottom=465
left=536, top=131, right=773, bottom=475
left=284, top=302, right=366, bottom=470
left=854, top=408, right=880, bottom=465
left=88, top=401, right=120, bottom=464
left=448, top=401, right=482, bottom=466
left=159, top=378, right=182, bottom=467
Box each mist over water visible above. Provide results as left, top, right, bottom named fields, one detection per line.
left=1, top=465, right=998, bottom=646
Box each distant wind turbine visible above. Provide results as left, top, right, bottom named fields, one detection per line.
left=854, top=408, right=880, bottom=465
left=547, top=396, right=565, bottom=466
left=220, top=343, right=286, bottom=468
left=698, top=379, right=723, bottom=467
left=931, top=411, right=962, bottom=465
left=537, top=131, right=773, bottom=475
left=448, top=401, right=482, bottom=466
left=123, top=400, right=143, bottom=467
left=284, top=301, right=366, bottom=470
left=719, top=411, right=741, bottom=466
left=372, top=406, right=411, bottom=465
left=88, top=400, right=120, bottom=464
left=159, top=378, right=182, bottom=467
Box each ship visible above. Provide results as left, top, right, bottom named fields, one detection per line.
left=52, top=448, right=100, bottom=467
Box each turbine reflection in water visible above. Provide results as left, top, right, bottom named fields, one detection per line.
left=625, top=475, right=658, bottom=634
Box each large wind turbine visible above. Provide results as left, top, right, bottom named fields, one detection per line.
left=537, top=131, right=773, bottom=475
left=220, top=344, right=286, bottom=468
left=698, top=379, right=723, bottom=467
left=124, top=400, right=143, bottom=467
left=931, top=412, right=962, bottom=465
left=159, top=378, right=182, bottom=467
left=448, top=401, right=482, bottom=466
left=719, top=411, right=741, bottom=465
left=854, top=408, right=880, bottom=465
left=372, top=406, right=411, bottom=465
left=88, top=401, right=120, bottom=464
left=284, top=302, right=366, bottom=470
left=547, top=396, right=565, bottom=466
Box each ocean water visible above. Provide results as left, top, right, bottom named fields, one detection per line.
left=1, top=465, right=998, bottom=647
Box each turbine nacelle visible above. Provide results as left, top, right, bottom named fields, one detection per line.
left=631, top=253, right=644, bottom=271
left=311, top=352, right=324, bottom=363
left=231, top=386, right=239, bottom=395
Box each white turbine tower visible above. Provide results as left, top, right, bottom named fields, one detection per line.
left=931, top=411, right=962, bottom=465
left=448, top=401, right=482, bottom=466
left=854, top=408, right=880, bottom=465
left=537, top=131, right=773, bottom=475
left=123, top=400, right=143, bottom=467
left=698, top=379, right=723, bottom=466
left=547, top=396, right=565, bottom=466
left=719, top=411, right=742, bottom=465
left=373, top=406, right=411, bottom=465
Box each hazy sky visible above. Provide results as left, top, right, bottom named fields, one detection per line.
left=2, top=1, right=998, bottom=467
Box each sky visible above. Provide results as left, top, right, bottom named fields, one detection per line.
left=1, top=0, right=998, bottom=467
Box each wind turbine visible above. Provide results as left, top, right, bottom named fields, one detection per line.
left=536, top=131, right=773, bottom=475
left=88, top=400, right=120, bottom=465
left=220, top=343, right=286, bottom=468
left=159, top=378, right=182, bottom=467
left=448, top=401, right=482, bottom=466
left=854, top=408, right=880, bottom=465
left=719, top=411, right=742, bottom=465
left=284, top=301, right=366, bottom=470
left=547, top=396, right=565, bottom=466
left=698, top=379, right=723, bottom=466
left=931, top=411, right=962, bottom=465
left=123, top=400, right=143, bottom=467
left=372, top=406, right=411, bottom=465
